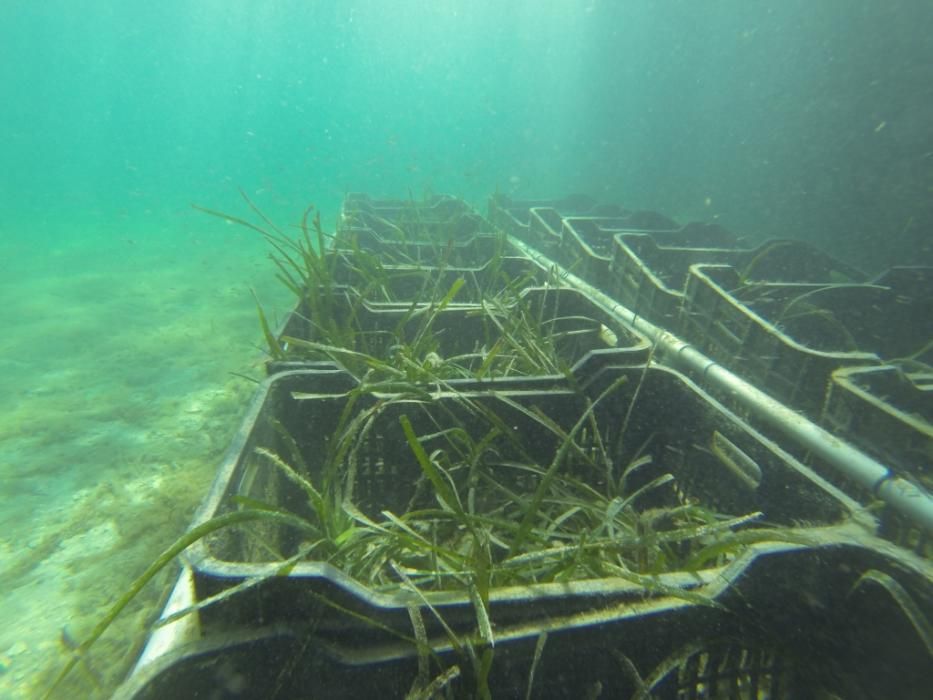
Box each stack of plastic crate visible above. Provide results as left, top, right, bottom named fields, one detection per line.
left=116, top=194, right=932, bottom=700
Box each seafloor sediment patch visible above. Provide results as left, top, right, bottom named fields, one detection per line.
left=0, top=232, right=289, bottom=699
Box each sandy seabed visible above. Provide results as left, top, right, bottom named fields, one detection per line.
left=0, top=226, right=291, bottom=699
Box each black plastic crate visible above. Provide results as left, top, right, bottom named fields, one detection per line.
left=610, top=228, right=757, bottom=328
left=502, top=207, right=678, bottom=262
left=822, top=363, right=933, bottom=487
left=524, top=206, right=566, bottom=253
left=610, top=236, right=863, bottom=330
left=185, top=364, right=865, bottom=645
left=563, top=213, right=693, bottom=258
left=270, top=286, right=650, bottom=379
left=488, top=193, right=626, bottom=255
left=337, top=193, right=494, bottom=255
left=558, top=217, right=727, bottom=294
left=555, top=216, right=631, bottom=290
left=682, top=265, right=876, bottom=416
left=131, top=521, right=931, bottom=699
left=487, top=193, right=604, bottom=237
left=339, top=210, right=491, bottom=248
left=682, top=264, right=932, bottom=417
left=342, top=193, right=474, bottom=225
left=335, top=228, right=505, bottom=266
left=329, top=254, right=553, bottom=305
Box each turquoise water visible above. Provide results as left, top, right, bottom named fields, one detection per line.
left=1, top=1, right=931, bottom=697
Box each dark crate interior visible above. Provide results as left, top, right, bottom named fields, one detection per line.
left=204, top=367, right=851, bottom=572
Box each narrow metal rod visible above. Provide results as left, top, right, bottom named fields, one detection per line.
left=513, top=237, right=933, bottom=534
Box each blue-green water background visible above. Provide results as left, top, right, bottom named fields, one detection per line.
left=1, top=1, right=931, bottom=697
left=4, top=0, right=932, bottom=264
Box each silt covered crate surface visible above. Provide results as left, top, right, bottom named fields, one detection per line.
left=183, top=363, right=880, bottom=645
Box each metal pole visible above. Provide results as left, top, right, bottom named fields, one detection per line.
left=512, top=238, right=933, bottom=534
